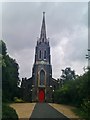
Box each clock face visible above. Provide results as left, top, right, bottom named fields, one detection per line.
left=41, top=61, right=45, bottom=64
left=36, top=60, right=49, bottom=65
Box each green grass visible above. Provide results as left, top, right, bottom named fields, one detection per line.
left=72, top=107, right=89, bottom=120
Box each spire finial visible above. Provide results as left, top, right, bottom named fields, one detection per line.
left=40, top=12, right=47, bottom=41
left=43, top=12, right=45, bottom=15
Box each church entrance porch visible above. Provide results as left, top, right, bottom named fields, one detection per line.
left=38, top=88, right=45, bottom=102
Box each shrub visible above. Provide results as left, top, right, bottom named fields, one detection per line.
left=54, top=86, right=71, bottom=104
left=2, top=104, right=18, bottom=120
left=81, top=99, right=90, bottom=119
left=14, top=97, right=24, bottom=103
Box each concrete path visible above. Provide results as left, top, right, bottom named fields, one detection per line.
left=30, top=103, right=70, bottom=119
left=10, top=103, right=36, bottom=120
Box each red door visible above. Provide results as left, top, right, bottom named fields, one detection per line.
left=38, top=89, right=45, bottom=102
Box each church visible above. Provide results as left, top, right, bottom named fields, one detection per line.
left=21, top=12, right=59, bottom=102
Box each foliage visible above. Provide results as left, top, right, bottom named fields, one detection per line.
left=61, top=67, right=75, bottom=80
left=0, top=40, right=7, bottom=56
left=2, top=104, right=18, bottom=120
left=14, top=97, right=24, bottom=103
left=73, top=107, right=88, bottom=120
left=0, top=40, right=20, bottom=102
left=81, top=99, right=90, bottom=119
left=60, top=67, right=76, bottom=86
left=54, top=69, right=90, bottom=119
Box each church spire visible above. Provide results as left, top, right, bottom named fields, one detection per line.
left=40, top=12, right=47, bottom=41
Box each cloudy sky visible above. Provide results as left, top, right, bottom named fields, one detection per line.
left=2, top=2, right=88, bottom=80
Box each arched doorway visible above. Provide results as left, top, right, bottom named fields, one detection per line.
left=38, top=89, right=45, bottom=102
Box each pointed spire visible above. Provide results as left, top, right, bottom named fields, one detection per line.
left=40, top=12, right=47, bottom=41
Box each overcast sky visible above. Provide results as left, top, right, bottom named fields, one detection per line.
left=2, top=2, right=88, bottom=80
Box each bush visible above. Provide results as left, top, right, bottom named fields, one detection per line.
left=81, top=99, right=90, bottom=119
left=54, top=70, right=90, bottom=119
left=73, top=106, right=89, bottom=120
left=2, top=104, right=18, bottom=120
left=14, top=97, right=24, bottom=103
left=54, top=86, right=71, bottom=104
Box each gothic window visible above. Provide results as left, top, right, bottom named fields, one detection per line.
left=44, top=50, right=46, bottom=59
left=39, top=50, right=41, bottom=59
left=40, top=70, right=45, bottom=85
left=42, top=38, right=44, bottom=42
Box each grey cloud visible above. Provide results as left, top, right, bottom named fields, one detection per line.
left=2, top=2, right=88, bottom=78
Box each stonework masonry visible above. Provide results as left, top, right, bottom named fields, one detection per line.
left=21, top=12, right=59, bottom=102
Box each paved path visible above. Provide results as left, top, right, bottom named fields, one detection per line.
left=30, top=103, right=70, bottom=119
left=10, top=103, right=36, bottom=120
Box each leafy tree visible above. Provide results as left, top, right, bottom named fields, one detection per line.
left=0, top=40, right=7, bottom=56
left=0, top=40, right=20, bottom=102
left=61, top=67, right=75, bottom=80
left=54, top=68, right=90, bottom=119
left=60, top=67, right=76, bottom=86
left=0, top=40, right=6, bottom=67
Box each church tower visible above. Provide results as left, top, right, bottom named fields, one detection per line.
left=32, top=12, right=52, bottom=102
left=21, top=12, right=59, bottom=102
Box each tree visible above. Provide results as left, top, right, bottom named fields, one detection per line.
left=0, top=40, right=6, bottom=67
left=0, top=40, right=7, bottom=56
left=0, top=40, right=20, bottom=102
left=60, top=67, right=76, bottom=86
left=54, top=68, right=90, bottom=118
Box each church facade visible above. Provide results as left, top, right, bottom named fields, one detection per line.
left=21, top=12, right=59, bottom=102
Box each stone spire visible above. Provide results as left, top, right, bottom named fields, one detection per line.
left=40, top=12, right=47, bottom=41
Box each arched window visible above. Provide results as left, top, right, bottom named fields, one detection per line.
left=44, top=50, right=46, bottom=59
left=39, top=50, right=41, bottom=59
left=42, top=38, right=44, bottom=42
left=40, top=70, right=45, bottom=85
